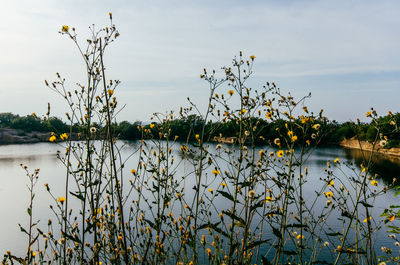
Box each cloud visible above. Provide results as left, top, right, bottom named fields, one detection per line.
left=0, top=0, right=399, bottom=121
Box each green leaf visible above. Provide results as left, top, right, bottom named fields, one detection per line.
left=222, top=210, right=246, bottom=225
left=271, top=226, right=282, bottom=238
left=18, top=224, right=28, bottom=235
left=27, top=208, right=31, bottom=216
left=217, top=190, right=234, bottom=201
left=360, top=201, right=373, bottom=208
left=70, top=191, right=84, bottom=201
left=326, top=232, right=342, bottom=236
left=244, top=239, right=270, bottom=251
left=250, top=200, right=264, bottom=212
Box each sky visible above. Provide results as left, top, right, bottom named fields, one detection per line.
left=0, top=0, right=399, bottom=123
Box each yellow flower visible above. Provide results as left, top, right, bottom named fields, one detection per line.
left=241, top=109, right=247, bottom=114
left=266, top=112, right=272, bottom=119
left=220, top=182, right=227, bottom=187
left=335, top=245, right=342, bottom=253
left=371, top=180, right=378, bottom=186
left=49, top=135, right=56, bottom=142
left=274, top=138, right=281, bottom=146
left=206, top=248, right=211, bottom=255
left=60, top=133, right=68, bottom=140
left=312, top=124, right=320, bottom=130
left=61, top=25, right=69, bottom=32
left=328, top=180, right=334, bottom=187
left=58, top=197, right=66, bottom=203
left=389, top=215, right=395, bottom=222
left=363, top=216, right=372, bottom=223
left=291, top=135, right=298, bottom=142
left=325, top=191, right=333, bottom=198
left=366, top=111, right=372, bottom=117
left=250, top=55, right=256, bottom=60
left=277, top=150, right=284, bottom=158
left=209, top=188, right=213, bottom=193
left=212, top=169, right=220, bottom=176
left=259, top=150, right=264, bottom=157
left=150, top=123, right=155, bottom=129
left=107, top=89, right=114, bottom=96
left=287, top=130, right=293, bottom=137
left=334, top=158, right=339, bottom=163
left=195, top=134, right=200, bottom=139
left=228, top=90, right=234, bottom=96
left=265, top=196, right=273, bottom=203
left=131, top=169, right=136, bottom=175
left=296, top=234, right=304, bottom=240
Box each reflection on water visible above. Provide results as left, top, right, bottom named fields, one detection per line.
left=343, top=147, right=400, bottom=184
left=0, top=142, right=399, bottom=259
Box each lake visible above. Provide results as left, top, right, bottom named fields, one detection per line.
left=0, top=141, right=399, bottom=261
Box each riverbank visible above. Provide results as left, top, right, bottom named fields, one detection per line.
left=0, top=128, right=51, bottom=145
left=340, top=137, right=400, bottom=158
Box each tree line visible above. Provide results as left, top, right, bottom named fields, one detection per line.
left=0, top=112, right=399, bottom=147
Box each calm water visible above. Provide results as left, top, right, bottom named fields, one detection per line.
left=0, top=142, right=399, bottom=259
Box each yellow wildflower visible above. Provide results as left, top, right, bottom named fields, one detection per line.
left=228, top=90, right=234, bottom=96
left=60, top=133, right=68, bottom=140
left=250, top=55, right=256, bottom=60
left=107, top=89, right=114, bottom=96
left=61, top=25, right=69, bottom=32
left=291, top=135, right=298, bottom=142
left=206, top=248, right=211, bottom=255
left=277, top=150, right=284, bottom=158
left=58, top=197, right=66, bottom=203
left=371, top=180, right=378, bottom=186
left=212, top=169, right=221, bottom=176
left=49, top=135, right=56, bottom=142
left=328, top=180, right=334, bottom=187
left=312, top=124, right=320, bottom=130
left=366, top=111, right=372, bottom=117
left=334, top=158, right=339, bottom=163
left=325, top=191, right=333, bottom=198
left=208, top=188, right=213, bottom=193
left=363, top=216, right=372, bottom=223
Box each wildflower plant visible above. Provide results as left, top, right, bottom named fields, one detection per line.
left=2, top=16, right=397, bottom=265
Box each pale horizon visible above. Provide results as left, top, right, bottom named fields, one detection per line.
left=1, top=0, right=399, bottom=123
